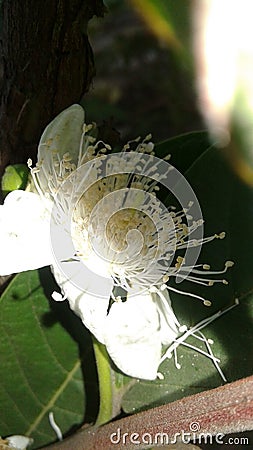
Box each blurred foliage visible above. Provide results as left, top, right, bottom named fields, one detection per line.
left=130, top=0, right=191, bottom=61
left=85, top=0, right=203, bottom=143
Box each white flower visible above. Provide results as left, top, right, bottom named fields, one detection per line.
left=0, top=105, right=234, bottom=380
left=1, top=435, right=33, bottom=450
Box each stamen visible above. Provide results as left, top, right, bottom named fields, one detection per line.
left=170, top=339, right=221, bottom=364
left=49, top=412, right=63, bottom=441
left=225, top=260, right=234, bottom=268
left=123, top=136, right=141, bottom=151
left=216, top=231, right=226, bottom=239
left=157, top=372, right=165, bottom=380
left=167, top=284, right=212, bottom=306
left=174, top=348, right=181, bottom=369
left=199, top=331, right=227, bottom=382
left=160, top=300, right=239, bottom=379
left=190, top=260, right=234, bottom=275
left=27, top=158, right=46, bottom=199
left=27, top=158, right=33, bottom=168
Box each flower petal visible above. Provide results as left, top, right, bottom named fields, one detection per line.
left=104, top=293, right=162, bottom=380
left=52, top=262, right=113, bottom=344
left=0, top=191, right=52, bottom=275
left=6, top=435, right=33, bottom=450
left=37, top=104, right=85, bottom=193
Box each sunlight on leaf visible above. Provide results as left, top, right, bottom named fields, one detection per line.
left=1, top=164, right=29, bottom=198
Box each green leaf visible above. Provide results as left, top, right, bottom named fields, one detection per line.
left=155, top=131, right=211, bottom=174
left=1, top=164, right=29, bottom=197
left=130, top=0, right=192, bottom=63
left=0, top=269, right=92, bottom=449
left=122, top=146, right=253, bottom=413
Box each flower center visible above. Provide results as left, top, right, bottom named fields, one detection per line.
left=71, top=174, right=172, bottom=291
left=105, top=208, right=156, bottom=253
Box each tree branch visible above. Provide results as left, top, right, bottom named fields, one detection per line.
left=43, top=375, right=253, bottom=450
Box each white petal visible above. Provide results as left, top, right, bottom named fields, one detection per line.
left=0, top=191, right=53, bottom=275
left=6, top=435, right=33, bottom=450
left=37, top=104, right=85, bottom=192
left=52, top=262, right=113, bottom=343
left=104, top=293, right=161, bottom=380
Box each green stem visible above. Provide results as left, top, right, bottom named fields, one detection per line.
left=93, top=337, right=113, bottom=426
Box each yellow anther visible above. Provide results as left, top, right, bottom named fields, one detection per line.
left=63, top=152, right=72, bottom=161
left=176, top=256, right=185, bottom=269
left=27, top=158, right=33, bottom=168
left=83, top=123, right=93, bottom=133
left=176, top=256, right=184, bottom=264
left=225, top=260, right=234, bottom=268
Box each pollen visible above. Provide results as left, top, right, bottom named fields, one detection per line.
left=216, top=231, right=226, bottom=239
left=175, top=256, right=185, bottom=269
left=225, top=260, right=234, bottom=268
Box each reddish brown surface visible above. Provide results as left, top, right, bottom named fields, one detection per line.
left=44, top=375, right=253, bottom=449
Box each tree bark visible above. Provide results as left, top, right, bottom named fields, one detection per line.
left=0, top=0, right=106, bottom=176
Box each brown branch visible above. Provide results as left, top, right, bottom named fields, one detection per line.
left=43, top=375, right=253, bottom=450
left=0, top=0, right=106, bottom=176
